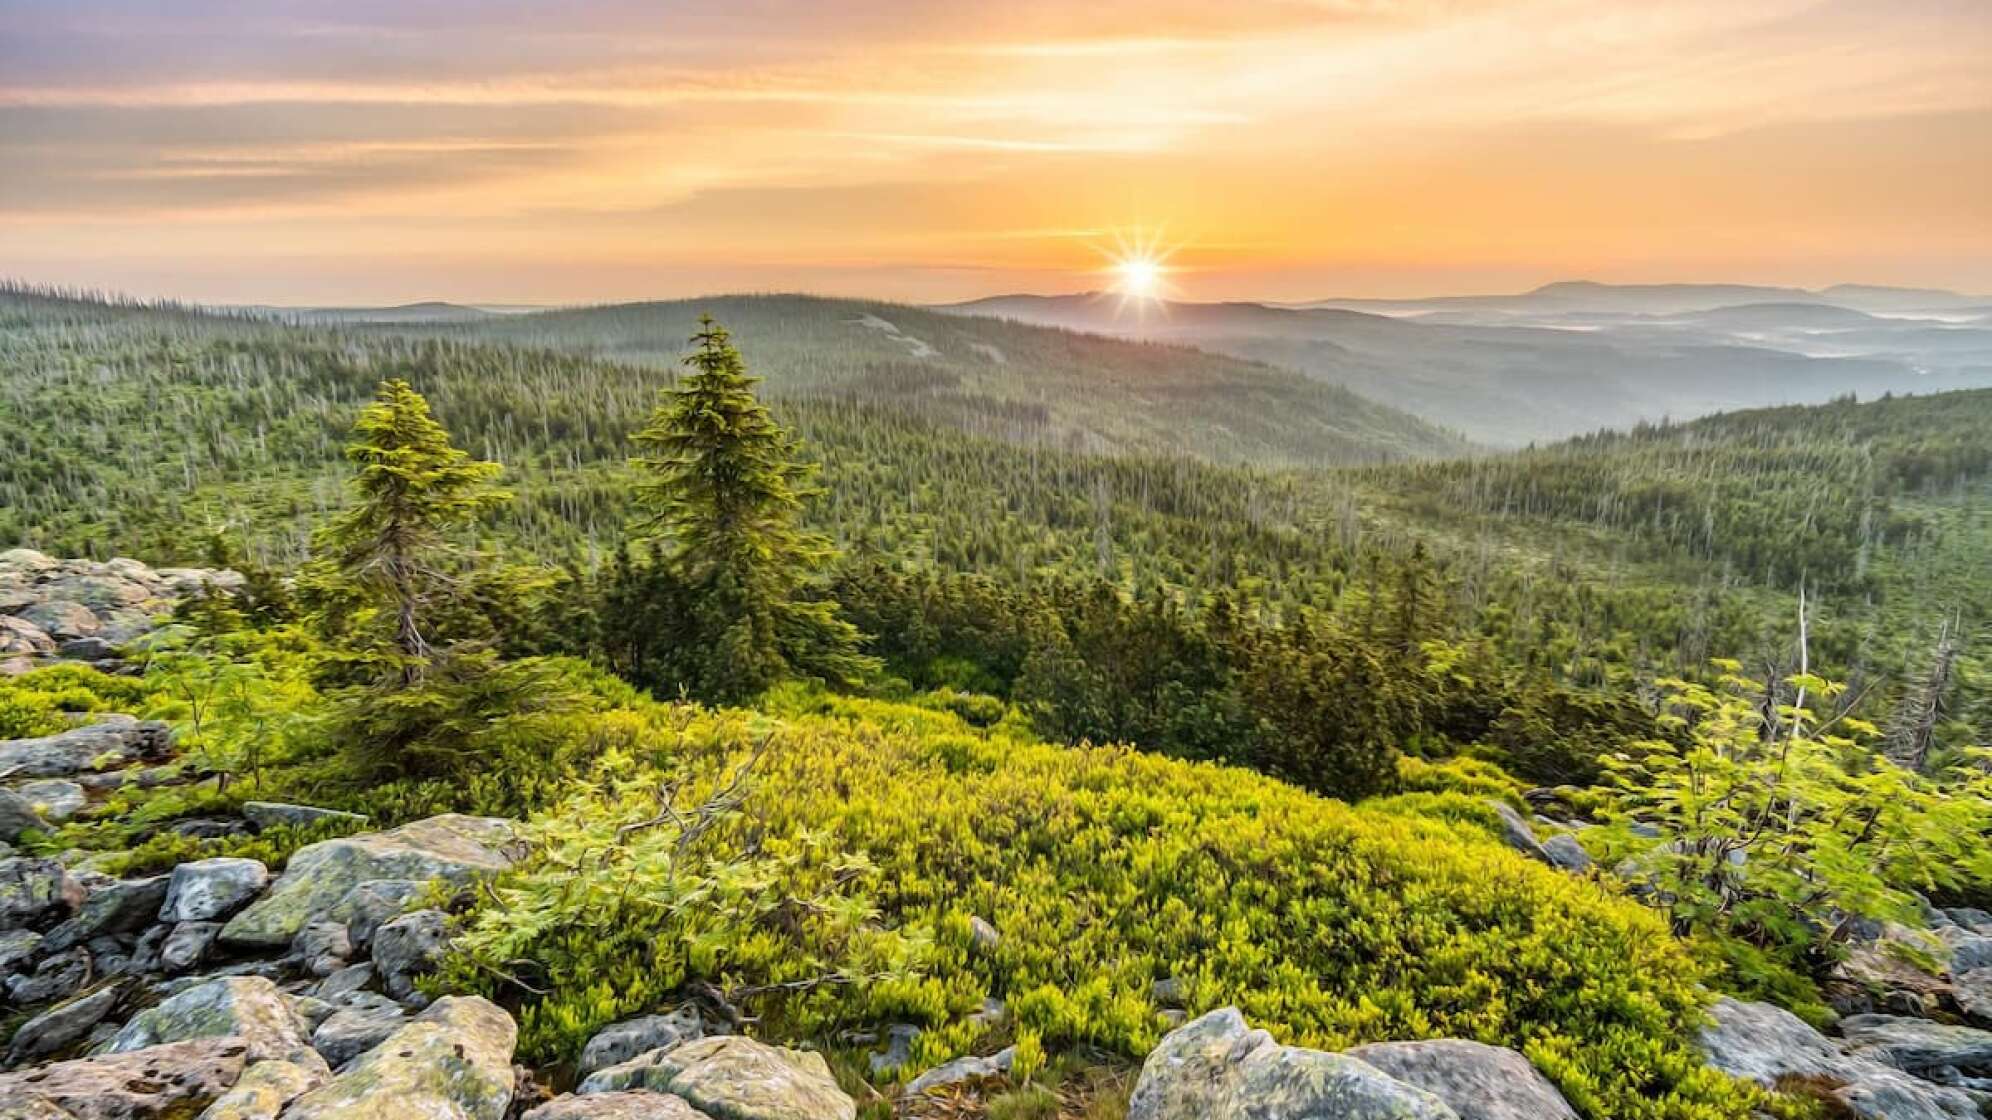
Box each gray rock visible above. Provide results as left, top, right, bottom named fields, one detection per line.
left=335, top=879, right=424, bottom=952
left=1151, top=976, right=1186, bottom=1007
left=12, top=780, right=86, bottom=823
left=1944, top=933, right=1992, bottom=975
left=579, top=1035, right=855, bottom=1120
left=967, top=915, right=1001, bottom=956
left=127, top=921, right=170, bottom=974
left=1487, top=801, right=1551, bottom=865
left=161, top=858, right=269, bottom=923
left=290, top=995, right=337, bottom=1032
left=240, top=801, right=368, bottom=830
left=0, top=928, right=41, bottom=974
left=526, top=1092, right=713, bottom=1119
left=6, top=945, right=90, bottom=1004
left=0, top=857, right=83, bottom=931
left=1346, top=1040, right=1579, bottom=1120
left=371, top=908, right=448, bottom=1000
left=579, top=1006, right=705, bottom=1075
left=1700, top=998, right=1980, bottom=1120
left=868, top=1023, right=920, bottom=1078
left=161, top=920, right=224, bottom=975
left=0, top=717, right=173, bottom=779
left=1956, top=968, right=1992, bottom=1027
left=310, top=992, right=409, bottom=1067
left=1127, top=1008, right=1457, bottom=1120
left=1539, top=833, right=1593, bottom=873
left=0, top=1037, right=252, bottom=1118
left=41, top=873, right=170, bottom=953
left=905, top=1047, right=1015, bottom=1095
left=292, top=920, right=353, bottom=977
left=58, top=637, right=119, bottom=661
left=284, top=995, right=517, bottom=1120
left=6, top=982, right=125, bottom=1066
left=1839, top=1014, right=1992, bottom=1075
left=0, top=789, right=46, bottom=843
left=0, top=615, right=55, bottom=657
left=17, top=600, right=99, bottom=641
left=105, top=975, right=318, bottom=1065
left=220, top=814, right=515, bottom=948
left=1946, top=908, right=1992, bottom=936
left=196, top=1056, right=328, bottom=1120
left=312, top=961, right=377, bottom=1000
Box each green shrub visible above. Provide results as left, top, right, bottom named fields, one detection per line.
left=451, top=687, right=1776, bottom=1120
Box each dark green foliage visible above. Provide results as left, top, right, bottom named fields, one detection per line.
left=617, top=317, right=871, bottom=702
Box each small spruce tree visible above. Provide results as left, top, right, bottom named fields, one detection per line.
left=630, top=316, right=870, bottom=700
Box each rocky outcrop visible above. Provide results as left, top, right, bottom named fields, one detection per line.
left=160, top=858, right=269, bottom=924
left=1700, top=997, right=1980, bottom=1120
left=0, top=857, right=84, bottom=931
left=196, top=1057, right=328, bottom=1120
left=0, top=717, right=174, bottom=781
left=1346, top=1039, right=1580, bottom=1120
left=1838, top=1014, right=1992, bottom=1076
left=0, top=1037, right=253, bottom=1118
left=220, top=815, right=517, bottom=948
left=282, top=996, right=517, bottom=1120
left=579, top=1008, right=706, bottom=1076
left=1127, top=1009, right=1460, bottom=1120
left=527, top=1093, right=713, bottom=1119
left=0, top=551, right=243, bottom=672
left=103, top=976, right=319, bottom=1067
left=580, top=1035, right=855, bottom=1120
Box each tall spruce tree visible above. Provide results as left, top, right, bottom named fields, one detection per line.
left=630, top=316, right=870, bottom=700
left=319, top=378, right=508, bottom=684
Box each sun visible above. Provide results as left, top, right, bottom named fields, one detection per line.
left=1114, top=254, right=1165, bottom=300
left=1096, top=229, right=1181, bottom=314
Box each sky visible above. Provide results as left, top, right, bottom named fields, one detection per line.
left=2, top=0, right=1989, bottom=305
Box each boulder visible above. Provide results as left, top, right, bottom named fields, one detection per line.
left=6, top=983, right=125, bottom=1066
left=160, top=921, right=224, bottom=975
left=334, top=879, right=423, bottom=952
left=310, top=992, right=409, bottom=1067
left=1700, top=998, right=1980, bottom=1120
left=1486, top=801, right=1551, bottom=865
left=240, top=801, right=367, bottom=830
left=1946, top=908, right=1992, bottom=936
left=1345, top=1040, right=1579, bottom=1120
left=13, top=780, right=87, bottom=823
left=313, top=961, right=378, bottom=1000
left=1944, top=933, right=1992, bottom=975
left=528, top=1093, right=714, bottom=1119
left=1126, top=1009, right=1456, bottom=1120
left=1538, top=833, right=1593, bottom=873
left=0, top=928, right=41, bottom=974
left=196, top=1056, right=328, bottom=1120
left=1956, top=968, right=1992, bottom=1027
left=372, top=908, right=449, bottom=1000
left=0, top=789, right=46, bottom=843
left=0, top=549, right=58, bottom=573
left=579, top=1035, right=855, bottom=1120
left=579, top=1007, right=705, bottom=1076
left=967, top=915, right=1002, bottom=956
left=0, top=718, right=173, bottom=780
left=17, top=601, right=99, bottom=641
left=904, top=1046, right=1015, bottom=1096
left=41, top=874, right=170, bottom=953
left=866, top=1023, right=919, bottom=1078
left=220, top=814, right=516, bottom=948
left=105, top=977, right=318, bottom=1066
left=1838, top=1014, right=1992, bottom=1075
left=0, top=615, right=55, bottom=656
left=292, top=920, right=354, bottom=977
left=160, top=858, right=269, bottom=923
left=7, top=946, right=90, bottom=1005
left=283, top=995, right=517, bottom=1120
left=0, top=857, right=84, bottom=931
left=0, top=1037, right=251, bottom=1119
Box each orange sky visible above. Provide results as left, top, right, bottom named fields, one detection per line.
left=2, top=0, right=1988, bottom=304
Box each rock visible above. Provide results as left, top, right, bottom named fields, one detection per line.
left=1345, top=1040, right=1579, bottom=1120
left=579, top=1035, right=855, bottom=1120
left=1128, top=1010, right=1457, bottom=1120
left=527, top=1093, right=713, bottom=1119
left=867, top=1024, right=919, bottom=1078
left=1486, top=801, right=1550, bottom=865
left=0, top=789, right=46, bottom=843
left=334, top=879, right=423, bottom=952
left=1700, top=998, right=1980, bottom=1120
left=292, top=920, right=354, bottom=977
left=967, top=915, right=1001, bottom=956
left=1828, top=937, right=1954, bottom=1018
left=1151, top=976, right=1186, bottom=1007
left=58, top=637, right=119, bottom=661
left=1839, top=1014, right=1992, bottom=1075
left=196, top=1056, right=328, bottom=1120
left=1944, top=933, right=1992, bottom=975
left=1956, top=968, right=1992, bottom=1027
left=0, top=1037, right=251, bottom=1119
left=6, top=983, right=125, bottom=1066
left=220, top=814, right=516, bottom=948
left=1539, top=833, right=1593, bottom=873
left=13, top=780, right=87, bottom=823
left=42, top=874, right=170, bottom=953
left=7, top=946, right=90, bottom=1005
left=372, top=908, right=449, bottom=1001
left=161, top=858, right=269, bottom=923
left=0, top=616, right=55, bottom=657
left=106, top=977, right=317, bottom=1066
left=1947, top=908, right=1992, bottom=936
left=17, top=600, right=99, bottom=641
left=239, top=801, right=368, bottom=830
left=283, top=995, right=517, bottom=1120
left=310, top=993, right=409, bottom=1067
left=127, top=923, right=170, bottom=975
left=0, top=718, right=173, bottom=780
left=579, top=1007, right=705, bottom=1076
left=313, top=961, right=377, bottom=1000
left=0, top=549, right=58, bottom=573
left=0, top=857, right=84, bottom=931
left=0, top=928, right=41, bottom=974
left=290, top=995, right=337, bottom=1032
left=160, top=920, right=223, bottom=975
left=905, top=1047, right=1015, bottom=1095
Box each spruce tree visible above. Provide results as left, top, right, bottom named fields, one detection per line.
left=631, top=316, right=870, bottom=700
left=319, top=379, right=508, bottom=683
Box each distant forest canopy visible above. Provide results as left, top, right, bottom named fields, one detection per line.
left=1, top=282, right=1987, bottom=762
